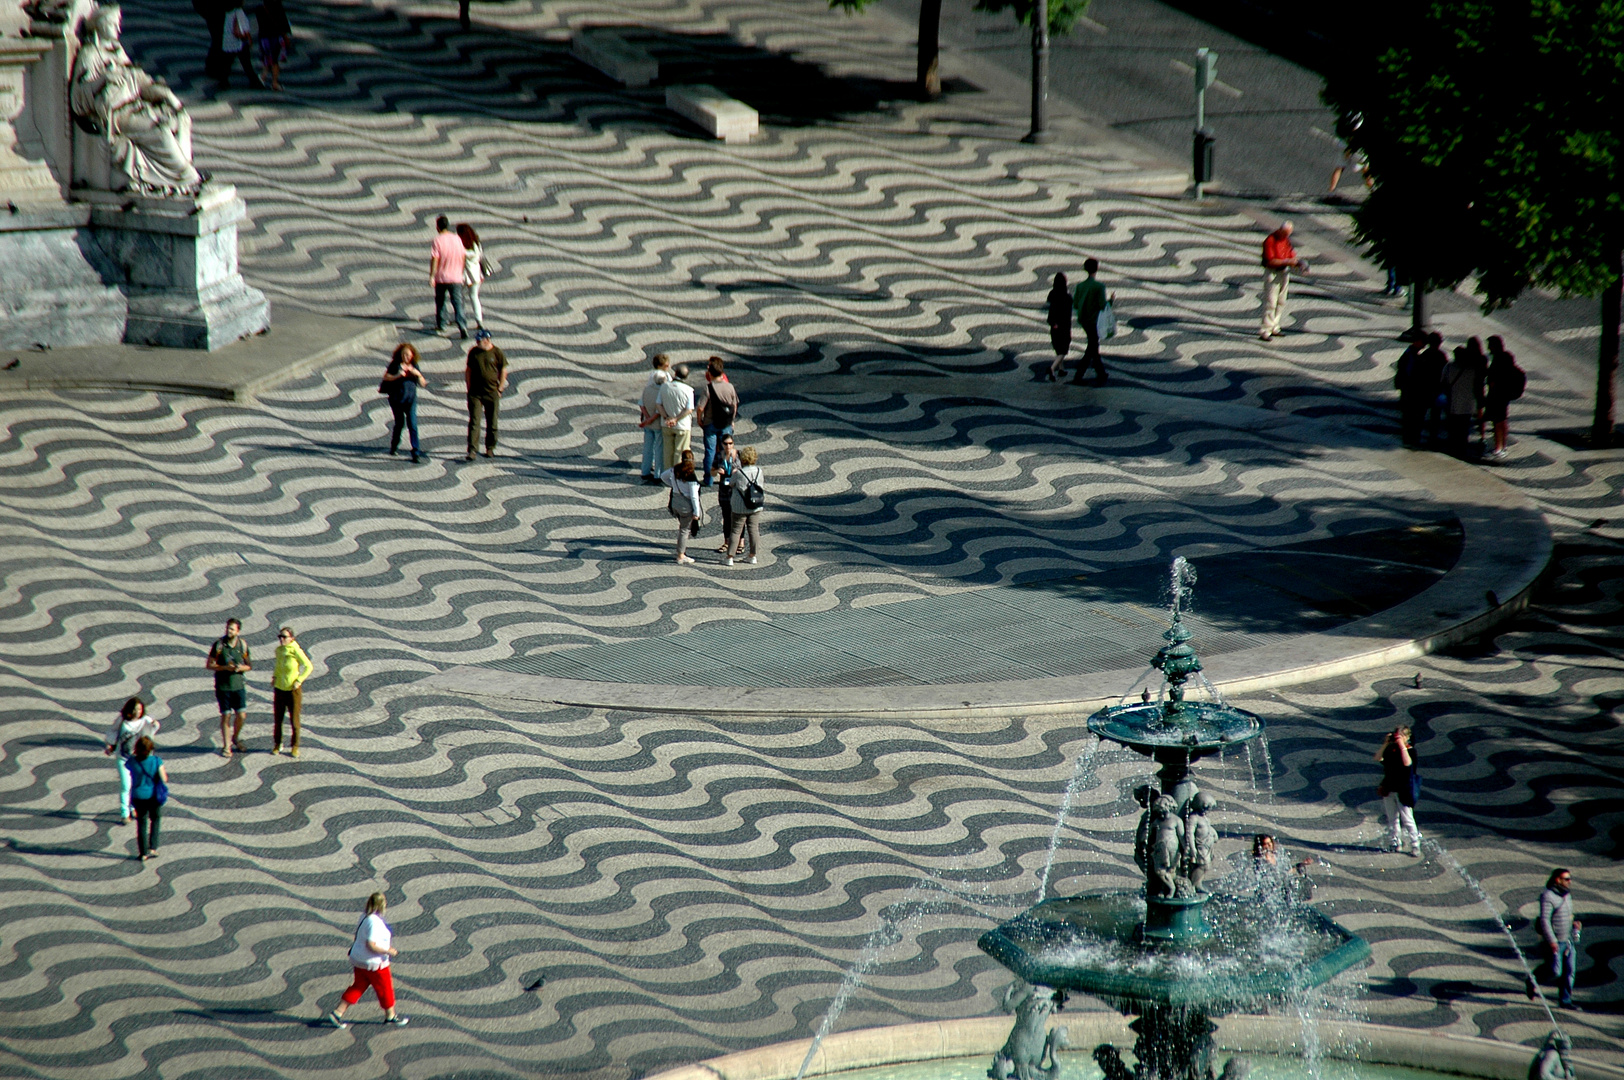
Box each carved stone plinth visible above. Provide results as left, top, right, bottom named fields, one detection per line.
left=0, top=204, right=126, bottom=348
left=83, top=184, right=269, bottom=349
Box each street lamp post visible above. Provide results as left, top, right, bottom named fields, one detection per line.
left=1192, top=48, right=1216, bottom=197
left=1024, top=0, right=1051, bottom=144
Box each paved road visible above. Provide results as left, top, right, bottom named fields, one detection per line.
left=881, top=0, right=1609, bottom=376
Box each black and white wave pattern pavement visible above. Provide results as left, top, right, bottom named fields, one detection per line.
left=0, top=543, right=1619, bottom=1079
left=0, top=0, right=1621, bottom=1075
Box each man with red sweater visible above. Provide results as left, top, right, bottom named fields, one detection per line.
left=1259, top=221, right=1308, bottom=341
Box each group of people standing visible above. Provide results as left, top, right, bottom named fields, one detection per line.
left=1395, top=332, right=1526, bottom=459
left=639, top=355, right=765, bottom=565
left=98, top=619, right=310, bottom=858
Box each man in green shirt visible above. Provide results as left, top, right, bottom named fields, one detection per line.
left=1071, top=258, right=1108, bottom=385
left=464, top=329, right=509, bottom=460
left=206, top=617, right=252, bottom=757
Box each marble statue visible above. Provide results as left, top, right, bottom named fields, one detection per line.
left=70, top=3, right=202, bottom=194
left=1182, top=791, right=1219, bottom=894
left=989, top=982, right=1070, bottom=1080
left=1147, top=795, right=1183, bottom=899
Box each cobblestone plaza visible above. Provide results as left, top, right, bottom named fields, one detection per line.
left=0, top=0, right=1619, bottom=1077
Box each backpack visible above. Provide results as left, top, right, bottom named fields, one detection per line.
left=1504, top=365, right=1527, bottom=401
left=708, top=389, right=737, bottom=428
left=127, top=756, right=168, bottom=805
left=736, top=466, right=764, bottom=512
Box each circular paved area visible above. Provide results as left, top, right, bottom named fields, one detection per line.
left=0, top=0, right=1620, bottom=1077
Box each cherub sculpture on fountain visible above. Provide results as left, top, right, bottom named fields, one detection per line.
left=989, top=982, right=1070, bottom=1080
left=1182, top=792, right=1219, bottom=894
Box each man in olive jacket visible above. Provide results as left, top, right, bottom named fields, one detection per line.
left=464, top=329, right=509, bottom=460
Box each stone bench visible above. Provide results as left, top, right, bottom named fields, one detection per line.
left=665, top=85, right=759, bottom=144
left=571, top=29, right=658, bottom=88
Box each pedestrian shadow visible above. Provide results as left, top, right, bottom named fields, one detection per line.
left=174, top=1007, right=300, bottom=1027
left=5, top=837, right=129, bottom=860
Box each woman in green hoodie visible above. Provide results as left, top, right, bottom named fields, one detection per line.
left=272, top=627, right=313, bottom=757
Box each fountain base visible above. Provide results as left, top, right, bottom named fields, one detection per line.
left=1140, top=895, right=1212, bottom=944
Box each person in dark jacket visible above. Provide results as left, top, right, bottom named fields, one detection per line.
left=1482, top=336, right=1525, bottom=461
left=382, top=343, right=426, bottom=463
left=1044, top=272, right=1070, bottom=382
left=1374, top=726, right=1421, bottom=855
left=256, top=0, right=291, bottom=90
left=1416, top=332, right=1448, bottom=444
left=1394, top=337, right=1430, bottom=446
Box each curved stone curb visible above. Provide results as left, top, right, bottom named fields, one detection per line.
left=415, top=388, right=1546, bottom=714
left=644, top=1015, right=1624, bottom=1080
left=421, top=390, right=1552, bottom=719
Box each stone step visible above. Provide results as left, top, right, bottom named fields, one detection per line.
left=665, top=85, right=759, bottom=144
left=570, top=29, right=658, bottom=88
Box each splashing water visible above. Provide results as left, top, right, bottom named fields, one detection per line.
left=1257, top=731, right=1278, bottom=813
left=1168, top=556, right=1198, bottom=622
left=793, top=878, right=1004, bottom=1080
left=1424, top=837, right=1562, bottom=1032
left=1196, top=671, right=1226, bottom=704
left=1036, top=738, right=1101, bottom=901
left=1117, top=664, right=1162, bottom=706
left=1289, top=990, right=1324, bottom=1080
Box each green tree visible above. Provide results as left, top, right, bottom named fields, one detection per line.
left=1324, top=0, right=1623, bottom=443
left=829, top=0, right=1090, bottom=98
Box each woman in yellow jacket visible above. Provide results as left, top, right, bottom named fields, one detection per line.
left=273, top=627, right=314, bottom=756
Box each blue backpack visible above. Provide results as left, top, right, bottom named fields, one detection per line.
left=127, top=756, right=168, bottom=805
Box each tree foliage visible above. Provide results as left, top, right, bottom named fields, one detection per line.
left=1323, top=0, right=1624, bottom=437
left=967, top=0, right=1094, bottom=36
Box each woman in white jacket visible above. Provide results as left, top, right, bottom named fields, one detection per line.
left=457, top=223, right=485, bottom=328
left=660, top=450, right=704, bottom=565
left=103, top=697, right=159, bottom=824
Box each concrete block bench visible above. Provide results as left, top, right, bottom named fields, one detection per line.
left=665, top=85, right=759, bottom=144
left=571, top=29, right=658, bottom=88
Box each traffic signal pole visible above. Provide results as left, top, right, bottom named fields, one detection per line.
left=1192, top=48, right=1216, bottom=197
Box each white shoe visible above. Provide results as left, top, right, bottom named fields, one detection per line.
left=676, top=555, right=695, bottom=565
left=744, top=556, right=757, bottom=564
left=723, top=558, right=734, bottom=566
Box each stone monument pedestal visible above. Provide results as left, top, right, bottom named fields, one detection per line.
left=0, top=204, right=126, bottom=348
left=82, top=185, right=269, bottom=350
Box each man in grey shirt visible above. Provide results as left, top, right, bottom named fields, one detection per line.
left=1534, top=867, right=1581, bottom=1010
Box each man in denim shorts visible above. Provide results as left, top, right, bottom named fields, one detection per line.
left=207, top=618, right=252, bottom=757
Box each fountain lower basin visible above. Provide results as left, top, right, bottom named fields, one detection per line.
left=644, top=1015, right=1624, bottom=1080
left=978, top=893, right=1371, bottom=1012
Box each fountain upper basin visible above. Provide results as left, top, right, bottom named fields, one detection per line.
left=977, top=892, right=1371, bottom=1012
left=1086, top=702, right=1261, bottom=755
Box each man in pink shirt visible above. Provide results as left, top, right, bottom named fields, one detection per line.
left=429, top=215, right=468, bottom=339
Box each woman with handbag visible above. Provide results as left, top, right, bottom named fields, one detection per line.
left=104, top=697, right=158, bottom=824
left=1373, top=726, right=1421, bottom=856
left=457, top=223, right=487, bottom=328
left=381, top=343, right=426, bottom=463
left=723, top=446, right=763, bottom=566
left=660, top=450, right=703, bottom=565
left=126, top=736, right=168, bottom=861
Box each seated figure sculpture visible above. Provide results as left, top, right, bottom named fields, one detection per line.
left=70, top=4, right=203, bottom=195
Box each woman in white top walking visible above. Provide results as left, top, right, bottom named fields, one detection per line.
left=103, top=697, right=158, bottom=824
left=457, top=223, right=485, bottom=328
left=326, top=892, right=408, bottom=1028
